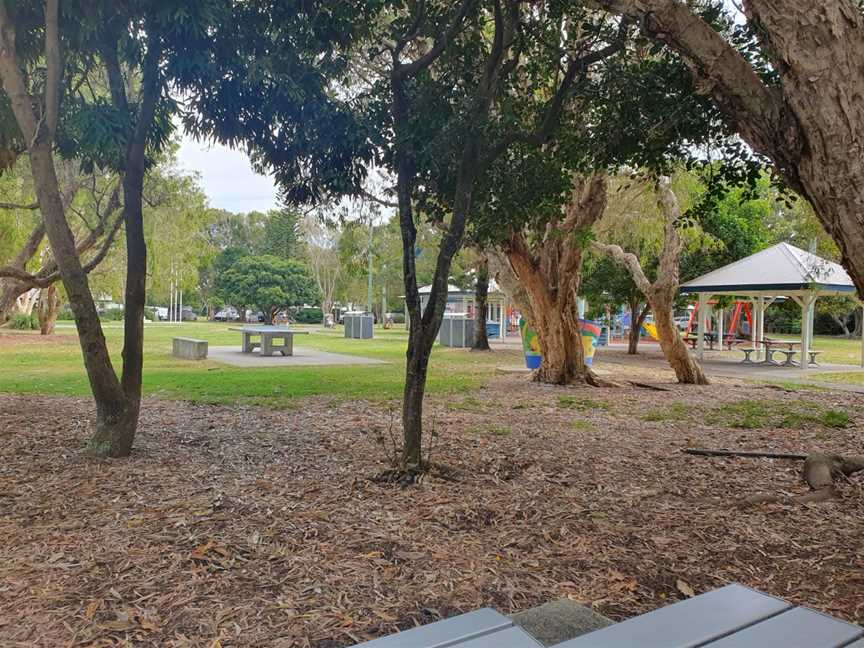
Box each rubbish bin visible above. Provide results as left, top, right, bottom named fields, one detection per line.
left=344, top=313, right=374, bottom=339
left=439, top=314, right=474, bottom=347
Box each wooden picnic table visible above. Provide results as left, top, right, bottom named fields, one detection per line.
left=229, top=326, right=308, bottom=357
left=353, top=584, right=864, bottom=647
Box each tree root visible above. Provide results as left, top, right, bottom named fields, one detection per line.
left=586, top=369, right=620, bottom=388
left=683, top=448, right=864, bottom=506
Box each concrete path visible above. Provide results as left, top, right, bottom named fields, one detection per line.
left=208, top=345, right=387, bottom=368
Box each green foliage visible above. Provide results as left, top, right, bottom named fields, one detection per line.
left=641, top=402, right=692, bottom=422
left=557, top=396, right=609, bottom=411
left=8, top=313, right=38, bottom=330
left=217, top=255, right=318, bottom=322
left=100, top=308, right=125, bottom=321
left=260, top=208, right=302, bottom=260
left=294, top=307, right=323, bottom=324
left=709, top=399, right=852, bottom=430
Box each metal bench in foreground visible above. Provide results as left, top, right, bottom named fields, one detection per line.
left=353, top=584, right=864, bottom=648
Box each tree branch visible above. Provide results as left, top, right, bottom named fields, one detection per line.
left=0, top=201, right=39, bottom=210
left=43, top=0, right=61, bottom=137
left=393, top=0, right=477, bottom=80
left=480, top=19, right=630, bottom=167
left=592, top=240, right=652, bottom=295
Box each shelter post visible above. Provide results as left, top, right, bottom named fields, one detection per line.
left=696, top=293, right=707, bottom=361
left=717, top=305, right=724, bottom=352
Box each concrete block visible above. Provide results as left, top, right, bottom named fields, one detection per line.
left=172, top=337, right=208, bottom=360
left=512, top=600, right=614, bottom=647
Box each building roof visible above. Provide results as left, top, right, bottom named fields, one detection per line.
left=417, top=280, right=505, bottom=295
left=680, top=243, right=857, bottom=296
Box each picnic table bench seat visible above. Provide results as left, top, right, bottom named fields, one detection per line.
left=352, top=584, right=864, bottom=648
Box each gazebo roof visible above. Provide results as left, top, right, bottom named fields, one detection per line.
left=680, top=243, right=857, bottom=297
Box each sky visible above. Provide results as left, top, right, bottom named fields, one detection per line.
left=176, top=131, right=279, bottom=214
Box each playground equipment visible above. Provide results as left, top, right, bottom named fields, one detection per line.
left=684, top=299, right=753, bottom=348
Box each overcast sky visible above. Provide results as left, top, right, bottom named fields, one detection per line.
left=176, top=131, right=279, bottom=214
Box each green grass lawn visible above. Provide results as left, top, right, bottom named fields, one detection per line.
left=0, top=321, right=521, bottom=406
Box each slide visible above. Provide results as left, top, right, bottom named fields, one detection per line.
left=641, top=322, right=660, bottom=340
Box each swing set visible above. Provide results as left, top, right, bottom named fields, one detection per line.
left=683, top=300, right=754, bottom=350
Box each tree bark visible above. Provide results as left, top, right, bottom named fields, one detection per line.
left=593, top=0, right=864, bottom=298
left=594, top=178, right=708, bottom=385
left=472, top=256, right=491, bottom=351
left=628, top=299, right=648, bottom=354
left=505, top=174, right=609, bottom=385
left=37, top=284, right=60, bottom=335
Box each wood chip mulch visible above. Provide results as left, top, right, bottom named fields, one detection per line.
left=1, top=372, right=862, bottom=646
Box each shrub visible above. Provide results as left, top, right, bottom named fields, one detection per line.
left=294, top=307, right=324, bottom=324
left=58, top=307, right=74, bottom=321
left=143, top=307, right=157, bottom=322
left=101, top=307, right=125, bottom=321
left=8, top=313, right=38, bottom=330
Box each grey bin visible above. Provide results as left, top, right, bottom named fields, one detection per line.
left=344, top=314, right=374, bottom=339
left=439, top=315, right=474, bottom=347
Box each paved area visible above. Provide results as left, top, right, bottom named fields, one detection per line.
left=599, top=344, right=864, bottom=392
left=208, top=345, right=387, bottom=368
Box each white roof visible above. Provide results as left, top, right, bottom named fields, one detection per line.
left=680, top=243, right=857, bottom=296
left=418, top=280, right=505, bottom=295
left=418, top=283, right=464, bottom=294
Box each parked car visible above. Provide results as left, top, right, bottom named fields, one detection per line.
left=214, top=307, right=239, bottom=322
left=674, top=315, right=691, bottom=331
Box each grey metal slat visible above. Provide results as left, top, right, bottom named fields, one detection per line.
left=454, top=626, right=544, bottom=647
left=353, top=608, right=514, bottom=648
left=843, top=640, right=864, bottom=647
left=551, top=583, right=791, bottom=648
left=704, top=607, right=864, bottom=647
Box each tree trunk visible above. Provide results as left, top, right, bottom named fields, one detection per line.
left=627, top=298, right=647, bottom=354
left=472, top=256, right=491, bottom=351
left=0, top=222, right=45, bottom=322
left=504, top=174, right=609, bottom=385
left=28, top=143, right=130, bottom=444
left=37, top=284, right=60, bottom=335
left=651, top=297, right=707, bottom=384
left=594, top=177, right=708, bottom=385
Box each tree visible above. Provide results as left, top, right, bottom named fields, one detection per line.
left=0, top=1, right=226, bottom=456
left=505, top=173, right=610, bottom=384
left=260, top=208, right=302, bottom=261
left=582, top=255, right=647, bottom=354
left=594, top=177, right=709, bottom=384
left=471, top=255, right=491, bottom=351
left=219, top=255, right=318, bottom=324
left=302, top=216, right=342, bottom=323
left=592, top=0, right=864, bottom=298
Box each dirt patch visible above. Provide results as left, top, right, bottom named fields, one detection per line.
left=1, top=374, right=863, bottom=646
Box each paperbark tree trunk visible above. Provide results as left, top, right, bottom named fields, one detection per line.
left=505, top=174, right=609, bottom=385
left=37, top=284, right=60, bottom=335
left=594, top=0, right=864, bottom=297
left=595, top=178, right=708, bottom=385
left=472, top=256, right=491, bottom=351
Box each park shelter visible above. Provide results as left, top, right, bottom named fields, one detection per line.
left=679, top=243, right=863, bottom=370
left=406, top=281, right=515, bottom=340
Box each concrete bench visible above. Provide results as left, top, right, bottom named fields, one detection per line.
left=351, top=584, right=864, bottom=648
left=172, top=337, right=208, bottom=360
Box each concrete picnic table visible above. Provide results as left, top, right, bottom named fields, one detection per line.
left=228, top=326, right=308, bottom=357
left=740, top=339, right=803, bottom=366
left=353, top=584, right=864, bottom=647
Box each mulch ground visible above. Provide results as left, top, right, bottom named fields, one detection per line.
left=1, top=369, right=863, bottom=647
